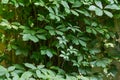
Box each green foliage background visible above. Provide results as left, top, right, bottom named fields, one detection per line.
left=0, top=0, right=120, bottom=80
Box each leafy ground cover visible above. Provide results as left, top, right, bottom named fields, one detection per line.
left=0, top=0, right=120, bottom=80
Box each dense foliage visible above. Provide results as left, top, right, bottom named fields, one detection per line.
left=0, top=0, right=120, bottom=80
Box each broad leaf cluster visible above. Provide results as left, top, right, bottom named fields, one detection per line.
left=0, top=0, right=120, bottom=79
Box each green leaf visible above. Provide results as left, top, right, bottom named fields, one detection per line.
left=45, top=26, right=54, bottom=30
left=1, top=0, right=9, bottom=4
left=53, top=7, right=59, bottom=15
left=97, top=29, right=104, bottom=34
left=0, top=19, right=11, bottom=29
left=55, top=30, right=63, bottom=35
left=37, top=14, right=45, bottom=21
left=29, top=35, right=39, bottom=43
left=0, top=66, right=7, bottom=76
left=14, top=64, right=25, bottom=70
left=80, top=76, right=89, bottom=80
left=8, top=66, right=15, bottom=72
left=37, top=65, right=45, bottom=69
left=89, top=5, right=103, bottom=16
left=15, top=49, right=28, bottom=56
left=95, top=1, right=103, bottom=9
left=41, top=49, right=53, bottom=58
left=105, top=34, right=110, bottom=39
left=95, top=7, right=103, bottom=16
left=11, top=72, right=19, bottom=80
left=23, top=29, right=36, bottom=35
left=72, top=38, right=79, bottom=45
left=48, top=7, right=54, bottom=14
left=77, top=55, right=83, bottom=63
left=91, top=22, right=97, bottom=26
left=11, top=25, right=18, bottom=30
left=92, top=29, right=97, bottom=35
left=47, top=70, right=55, bottom=76
left=68, top=0, right=75, bottom=3
left=104, top=10, right=113, bottom=18
left=41, top=69, right=48, bottom=75
left=79, top=40, right=86, bottom=47
left=22, top=32, right=39, bottom=42
left=95, top=58, right=111, bottom=67
left=22, top=34, right=31, bottom=41
left=49, top=30, right=56, bottom=35
left=5, top=73, right=10, bottom=78
left=105, top=4, right=120, bottom=10
left=76, top=10, right=90, bottom=17
left=66, top=75, right=77, bottom=80
left=36, top=70, right=42, bottom=78
left=89, top=5, right=96, bottom=11
left=34, top=1, right=45, bottom=7
left=29, top=78, right=36, bottom=80
left=61, top=1, right=69, bottom=9
left=46, top=50, right=53, bottom=58
left=24, top=63, right=36, bottom=69
left=65, top=8, right=71, bottom=13
left=37, top=29, right=46, bottom=33
left=89, top=49, right=101, bottom=55
left=71, top=10, right=79, bottom=16
left=61, top=1, right=70, bottom=13
left=49, top=13, right=56, bottom=20
left=72, top=1, right=82, bottom=7
left=55, top=16, right=60, bottom=21
left=20, top=71, right=32, bottom=80
left=36, top=35, right=46, bottom=40
left=86, top=28, right=92, bottom=33
left=57, top=25, right=66, bottom=32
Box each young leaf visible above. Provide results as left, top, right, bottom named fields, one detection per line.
left=8, top=66, right=15, bottom=72
left=68, top=0, right=75, bottom=4
left=20, top=71, right=32, bottom=80
left=49, top=13, right=56, bottom=20
left=48, top=7, right=54, bottom=14
left=65, top=8, right=71, bottom=13
left=36, top=35, right=46, bottom=40
left=55, top=30, right=63, bottom=35
left=36, top=70, right=42, bottom=78
left=37, top=65, right=45, bottom=69
left=1, top=0, right=9, bottom=4
left=72, top=1, right=82, bottom=7
left=95, top=1, right=103, bottom=9
left=12, top=72, right=19, bottom=80
left=71, top=10, right=79, bottom=16
left=49, top=30, right=56, bottom=35
left=0, top=66, right=7, bottom=76
left=22, top=34, right=31, bottom=41
left=34, top=1, right=45, bottom=7
left=95, top=7, right=103, bottom=16
left=24, top=63, right=36, bottom=69
left=104, top=10, right=113, bottom=18
left=37, top=14, right=45, bottom=21
left=105, top=4, right=120, bottom=10
left=29, top=35, right=39, bottom=43
left=79, top=40, right=86, bottom=47
left=46, top=50, right=53, bottom=58
left=61, top=1, right=69, bottom=9
left=89, top=5, right=96, bottom=11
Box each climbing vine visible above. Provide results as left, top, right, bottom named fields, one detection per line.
left=0, top=0, right=120, bottom=79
